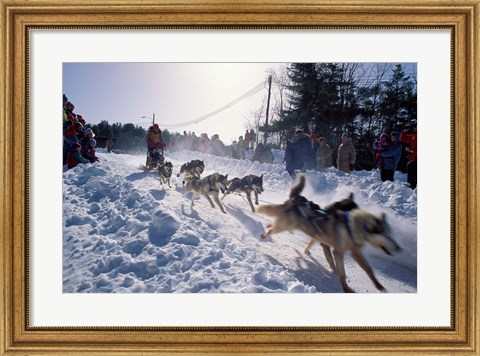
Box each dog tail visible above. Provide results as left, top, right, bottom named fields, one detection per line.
left=289, top=174, right=306, bottom=198
left=256, top=204, right=285, bottom=217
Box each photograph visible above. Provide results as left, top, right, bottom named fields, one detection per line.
left=62, top=62, right=417, bottom=294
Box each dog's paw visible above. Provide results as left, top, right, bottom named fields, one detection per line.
left=376, top=283, right=387, bottom=292
left=343, top=286, right=356, bottom=293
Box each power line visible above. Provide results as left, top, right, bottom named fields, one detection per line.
left=157, top=80, right=266, bottom=129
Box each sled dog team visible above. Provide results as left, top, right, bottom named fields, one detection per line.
left=169, top=159, right=264, bottom=214
left=159, top=159, right=402, bottom=293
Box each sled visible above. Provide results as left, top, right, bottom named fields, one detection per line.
left=145, top=148, right=164, bottom=172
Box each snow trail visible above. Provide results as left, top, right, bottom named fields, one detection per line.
left=63, top=149, right=417, bottom=293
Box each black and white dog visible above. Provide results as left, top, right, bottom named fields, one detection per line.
left=222, top=174, right=264, bottom=212
left=158, top=161, right=173, bottom=188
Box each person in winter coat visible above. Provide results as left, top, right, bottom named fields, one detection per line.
left=146, top=124, right=165, bottom=165
left=211, top=134, right=225, bottom=156
left=337, top=133, right=356, bottom=173
left=373, top=133, right=391, bottom=170
left=67, top=142, right=89, bottom=169
left=237, top=136, right=246, bottom=159
left=379, top=132, right=402, bottom=182
left=146, top=124, right=164, bottom=150
left=244, top=130, right=251, bottom=150
left=283, top=141, right=295, bottom=178
left=284, top=130, right=315, bottom=178
left=106, top=138, right=113, bottom=153
left=315, top=137, right=333, bottom=171
left=83, top=138, right=100, bottom=163
left=400, top=123, right=417, bottom=189
left=251, top=143, right=274, bottom=164
left=80, top=127, right=96, bottom=151
left=249, top=129, right=256, bottom=150
left=197, top=133, right=211, bottom=153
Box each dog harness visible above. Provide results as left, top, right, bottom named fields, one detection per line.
left=342, top=211, right=355, bottom=240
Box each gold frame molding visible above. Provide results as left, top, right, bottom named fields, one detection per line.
left=1, top=0, right=479, bottom=354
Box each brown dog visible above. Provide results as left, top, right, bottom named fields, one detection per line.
left=257, top=175, right=401, bottom=293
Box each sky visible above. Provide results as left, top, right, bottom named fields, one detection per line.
left=63, top=63, right=284, bottom=144
left=63, top=62, right=416, bottom=144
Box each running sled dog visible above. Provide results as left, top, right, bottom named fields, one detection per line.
left=257, top=175, right=401, bottom=293
left=178, top=159, right=205, bottom=179
left=222, top=174, right=264, bottom=212
left=158, top=160, right=173, bottom=188
left=184, top=173, right=229, bottom=214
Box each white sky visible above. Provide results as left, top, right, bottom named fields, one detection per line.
left=63, top=63, right=285, bottom=143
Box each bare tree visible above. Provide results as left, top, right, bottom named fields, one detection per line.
left=243, top=95, right=266, bottom=145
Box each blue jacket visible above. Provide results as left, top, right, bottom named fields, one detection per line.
left=285, top=133, right=315, bottom=171
left=284, top=142, right=295, bottom=171
left=380, top=133, right=402, bottom=171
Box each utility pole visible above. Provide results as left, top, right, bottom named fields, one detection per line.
left=264, top=75, right=272, bottom=145
left=152, top=113, right=155, bottom=125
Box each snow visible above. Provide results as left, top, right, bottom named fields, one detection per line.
left=63, top=149, right=417, bottom=293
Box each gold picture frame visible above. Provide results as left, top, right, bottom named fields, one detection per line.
left=1, top=0, right=479, bottom=354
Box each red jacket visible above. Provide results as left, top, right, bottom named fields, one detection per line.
left=400, top=130, right=417, bottom=162
left=67, top=150, right=89, bottom=169
left=63, top=119, right=77, bottom=137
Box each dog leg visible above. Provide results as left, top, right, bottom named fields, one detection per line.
left=254, top=191, right=259, bottom=205
left=204, top=194, right=216, bottom=208
left=213, top=193, right=227, bottom=214
left=333, top=250, right=355, bottom=293
left=321, top=243, right=337, bottom=273
left=351, top=250, right=386, bottom=292
left=167, top=179, right=171, bottom=188
left=261, top=228, right=274, bottom=240
left=304, top=238, right=316, bottom=254
left=220, top=191, right=229, bottom=202
left=246, top=191, right=255, bottom=212
left=260, top=223, right=287, bottom=240
left=190, top=193, right=196, bottom=208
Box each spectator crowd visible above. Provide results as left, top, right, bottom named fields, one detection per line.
left=283, top=130, right=356, bottom=179
left=63, top=93, right=417, bottom=190
left=167, top=129, right=272, bottom=164
left=282, top=124, right=416, bottom=189
left=63, top=94, right=103, bottom=170
left=372, top=121, right=417, bottom=188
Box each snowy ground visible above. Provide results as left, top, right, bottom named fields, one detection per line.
left=63, top=149, right=417, bottom=293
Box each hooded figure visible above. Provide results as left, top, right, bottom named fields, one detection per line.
left=284, top=130, right=315, bottom=178
left=146, top=124, right=165, bottom=150
left=251, top=143, right=274, bottom=164
left=315, top=137, right=333, bottom=171
left=67, top=142, right=89, bottom=169
left=337, top=133, right=356, bottom=173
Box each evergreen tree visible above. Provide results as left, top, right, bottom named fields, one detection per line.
left=379, top=64, right=417, bottom=131
left=285, top=63, right=320, bottom=131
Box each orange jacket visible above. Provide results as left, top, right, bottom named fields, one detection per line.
left=400, top=130, right=417, bottom=162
